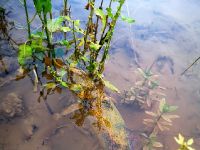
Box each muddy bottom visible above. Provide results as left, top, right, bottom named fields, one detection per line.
left=1, top=0, right=200, bottom=149
left=0, top=77, right=104, bottom=150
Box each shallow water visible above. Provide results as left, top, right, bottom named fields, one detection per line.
left=1, top=0, right=200, bottom=149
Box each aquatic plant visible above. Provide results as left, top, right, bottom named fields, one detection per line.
left=122, top=67, right=165, bottom=108
left=15, top=0, right=135, bottom=131
left=174, top=134, right=195, bottom=150
left=142, top=132, right=163, bottom=150
left=142, top=98, right=179, bottom=149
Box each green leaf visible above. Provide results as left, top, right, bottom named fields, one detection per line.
left=89, top=42, right=101, bottom=51
left=159, top=98, right=166, bottom=112
left=18, top=44, right=32, bottom=65
left=86, top=62, right=98, bottom=73
left=47, top=16, right=65, bottom=32
left=33, top=0, right=52, bottom=14
left=94, top=8, right=106, bottom=31
left=159, top=98, right=178, bottom=113
left=150, top=81, right=159, bottom=89
left=103, top=80, right=120, bottom=93
left=80, top=56, right=89, bottom=62
left=74, top=20, right=80, bottom=27
left=106, top=8, right=113, bottom=18
left=61, top=81, right=68, bottom=87
left=31, top=31, right=43, bottom=38
left=61, top=27, right=71, bottom=32
left=59, top=40, right=71, bottom=48
left=70, top=84, right=82, bottom=92
left=137, top=68, right=147, bottom=79
left=69, top=61, right=78, bottom=68
left=44, top=82, right=56, bottom=89
left=121, top=15, right=135, bottom=24
left=168, top=106, right=178, bottom=112
left=57, top=69, right=67, bottom=77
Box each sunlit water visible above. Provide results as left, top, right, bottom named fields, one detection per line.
left=0, top=0, right=200, bottom=149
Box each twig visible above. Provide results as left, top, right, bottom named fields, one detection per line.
left=23, top=0, right=31, bottom=39
left=83, top=0, right=95, bottom=55
left=181, top=56, right=200, bottom=76
left=94, top=0, right=104, bottom=43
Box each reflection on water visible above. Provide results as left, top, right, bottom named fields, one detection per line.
left=0, top=0, right=200, bottom=149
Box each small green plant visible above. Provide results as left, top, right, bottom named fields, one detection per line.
left=122, top=67, right=165, bottom=108
left=142, top=98, right=179, bottom=149
left=174, top=134, right=195, bottom=150
left=142, top=132, right=163, bottom=150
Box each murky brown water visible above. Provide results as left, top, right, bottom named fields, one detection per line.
left=1, top=0, right=200, bottom=149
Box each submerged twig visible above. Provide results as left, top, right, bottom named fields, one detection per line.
left=181, top=56, right=200, bottom=76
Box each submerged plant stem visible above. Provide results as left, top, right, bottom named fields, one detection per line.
left=181, top=56, right=200, bottom=75
left=23, top=0, right=31, bottom=39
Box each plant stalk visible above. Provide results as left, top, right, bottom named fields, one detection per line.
left=83, top=0, right=95, bottom=55
left=23, top=0, right=31, bottom=39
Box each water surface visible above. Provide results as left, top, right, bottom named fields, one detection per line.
left=0, top=0, right=200, bottom=149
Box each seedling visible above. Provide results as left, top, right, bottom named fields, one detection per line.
left=122, top=67, right=166, bottom=109
left=174, top=134, right=195, bottom=150
left=142, top=98, right=179, bottom=149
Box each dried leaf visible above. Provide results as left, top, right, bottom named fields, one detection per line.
left=137, top=68, right=147, bottom=78
left=44, top=57, right=52, bottom=66
left=160, top=121, right=172, bottom=126
left=146, top=98, right=151, bottom=107
left=55, top=87, right=62, bottom=94
left=42, top=72, right=54, bottom=80
left=157, top=122, right=164, bottom=131
left=54, top=58, right=64, bottom=69
left=15, top=74, right=26, bottom=81
left=143, top=119, right=154, bottom=123
left=70, top=84, right=82, bottom=92
left=44, top=82, right=56, bottom=90
left=145, top=111, right=157, bottom=117
left=135, top=81, right=143, bottom=86
left=162, top=114, right=179, bottom=123
left=153, top=142, right=163, bottom=147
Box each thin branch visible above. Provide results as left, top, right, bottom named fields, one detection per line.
left=83, top=0, right=95, bottom=55
left=99, top=0, right=112, bottom=42
left=94, top=0, right=104, bottom=42
left=23, top=0, right=31, bottom=39
left=181, top=56, right=200, bottom=76
left=72, top=21, right=78, bottom=58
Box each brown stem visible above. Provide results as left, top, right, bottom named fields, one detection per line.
left=148, top=112, right=163, bottom=136
left=83, top=0, right=95, bottom=55
left=72, top=21, right=78, bottom=58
